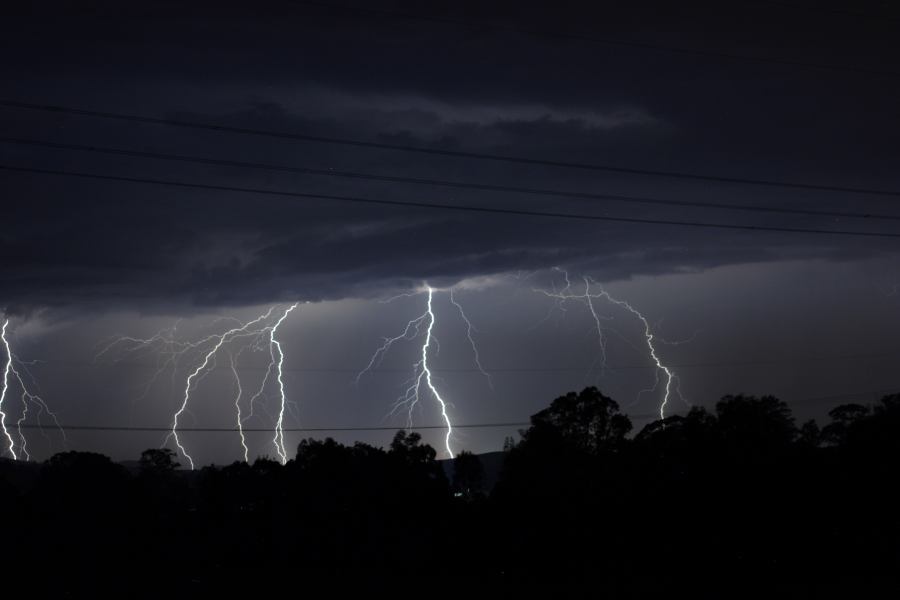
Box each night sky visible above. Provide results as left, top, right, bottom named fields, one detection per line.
left=2, top=0, right=899, bottom=464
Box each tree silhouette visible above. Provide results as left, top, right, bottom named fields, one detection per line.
left=525, top=386, right=632, bottom=454
left=840, top=394, right=900, bottom=461
left=797, top=419, right=821, bottom=448
left=714, top=394, right=796, bottom=460
left=452, top=450, right=484, bottom=499
left=821, top=403, right=870, bottom=446
left=3, top=388, right=900, bottom=596
left=139, top=447, right=180, bottom=473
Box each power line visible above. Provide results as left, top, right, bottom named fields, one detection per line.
left=3, top=164, right=899, bottom=239
left=13, top=388, right=898, bottom=433
left=5, top=136, right=900, bottom=223
left=11, top=422, right=531, bottom=433
left=3, top=100, right=900, bottom=198
left=286, top=0, right=900, bottom=78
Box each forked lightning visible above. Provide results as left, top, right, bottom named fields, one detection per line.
left=0, top=318, right=66, bottom=460
left=97, top=304, right=300, bottom=468
left=535, top=269, right=685, bottom=420
left=358, top=283, right=491, bottom=458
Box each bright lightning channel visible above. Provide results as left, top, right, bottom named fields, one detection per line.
left=0, top=318, right=66, bottom=460
left=228, top=350, right=248, bottom=462
left=98, top=304, right=300, bottom=468
left=270, top=303, right=298, bottom=465
left=535, top=270, right=683, bottom=420
left=358, top=283, right=491, bottom=458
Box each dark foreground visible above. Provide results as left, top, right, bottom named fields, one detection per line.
left=1, top=387, right=898, bottom=598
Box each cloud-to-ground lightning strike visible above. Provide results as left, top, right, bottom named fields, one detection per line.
left=97, top=304, right=300, bottom=468
left=270, top=303, right=298, bottom=465
left=358, top=284, right=492, bottom=458
left=228, top=350, right=249, bottom=462
left=535, top=270, right=684, bottom=420
left=0, top=318, right=66, bottom=460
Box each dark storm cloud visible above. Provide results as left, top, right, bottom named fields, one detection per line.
left=1, top=0, right=899, bottom=312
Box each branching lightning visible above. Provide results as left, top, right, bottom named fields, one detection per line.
left=270, top=303, right=298, bottom=465
left=97, top=304, right=301, bottom=468
left=0, top=318, right=66, bottom=460
left=29, top=266, right=686, bottom=463
left=228, top=350, right=249, bottom=462
left=535, top=269, right=686, bottom=420
left=449, top=288, right=493, bottom=390
left=358, top=283, right=492, bottom=458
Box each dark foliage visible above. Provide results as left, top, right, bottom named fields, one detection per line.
left=452, top=450, right=485, bottom=499
left=1, top=390, right=898, bottom=597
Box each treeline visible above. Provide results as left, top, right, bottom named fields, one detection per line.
left=0, top=387, right=898, bottom=597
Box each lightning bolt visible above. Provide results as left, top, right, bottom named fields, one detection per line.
left=98, top=304, right=300, bottom=468
left=535, top=270, right=685, bottom=420
left=0, top=320, right=16, bottom=458
left=270, top=303, right=298, bottom=465
left=0, top=318, right=66, bottom=460
left=169, top=309, right=277, bottom=469
left=421, top=287, right=454, bottom=458
left=228, top=350, right=249, bottom=463
left=359, top=284, right=492, bottom=459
